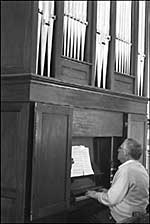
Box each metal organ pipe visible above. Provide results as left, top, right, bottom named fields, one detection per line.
left=95, top=1, right=111, bottom=89
left=138, top=1, right=146, bottom=96
left=36, top=1, right=55, bottom=77
left=63, top=1, right=88, bottom=61
left=115, top=1, right=132, bottom=75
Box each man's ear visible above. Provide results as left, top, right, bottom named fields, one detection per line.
left=124, top=149, right=129, bottom=157
left=124, top=150, right=127, bottom=155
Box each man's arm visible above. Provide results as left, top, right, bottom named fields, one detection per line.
left=86, top=168, right=129, bottom=206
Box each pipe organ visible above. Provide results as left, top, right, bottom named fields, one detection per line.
left=63, top=1, right=87, bottom=61
left=115, top=1, right=132, bottom=75
left=95, top=1, right=111, bottom=88
left=36, top=1, right=56, bottom=77
left=1, top=1, right=149, bottom=223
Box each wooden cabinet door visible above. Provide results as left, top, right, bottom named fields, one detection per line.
left=127, top=114, right=147, bottom=165
left=30, top=103, right=72, bottom=221
left=1, top=102, right=30, bottom=223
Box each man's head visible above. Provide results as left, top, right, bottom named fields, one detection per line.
left=118, top=138, right=142, bottom=163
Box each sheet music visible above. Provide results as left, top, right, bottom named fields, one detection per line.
left=71, top=145, right=94, bottom=177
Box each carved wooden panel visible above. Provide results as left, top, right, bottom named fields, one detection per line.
left=31, top=103, right=72, bottom=220
left=72, top=108, right=123, bottom=137
left=1, top=1, right=38, bottom=74
left=114, top=72, right=134, bottom=94
left=1, top=102, right=30, bottom=223
left=59, top=57, right=90, bottom=85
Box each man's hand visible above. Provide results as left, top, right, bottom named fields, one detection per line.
left=98, top=187, right=108, bottom=193
left=85, top=190, right=97, bottom=199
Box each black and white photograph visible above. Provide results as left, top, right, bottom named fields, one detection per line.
left=1, top=1, right=150, bottom=223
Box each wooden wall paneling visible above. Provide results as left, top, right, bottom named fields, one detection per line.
left=72, top=108, right=123, bottom=137
left=1, top=109, right=18, bottom=223
left=1, top=1, right=38, bottom=74
left=107, top=1, right=116, bottom=90
left=29, top=78, right=147, bottom=115
left=127, top=113, right=147, bottom=166
left=1, top=74, right=148, bottom=115
left=1, top=102, right=30, bottom=223
left=60, top=58, right=90, bottom=85
left=15, top=103, right=31, bottom=223
left=1, top=77, right=30, bottom=102
left=1, top=1, right=26, bottom=73
left=30, top=103, right=73, bottom=221
left=28, top=1, right=39, bottom=75
left=1, top=198, right=16, bottom=223
left=131, top=1, right=139, bottom=94
left=114, top=72, right=134, bottom=94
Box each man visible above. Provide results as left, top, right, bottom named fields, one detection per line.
left=86, top=138, right=149, bottom=223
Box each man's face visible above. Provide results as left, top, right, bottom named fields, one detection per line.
left=117, top=142, right=128, bottom=163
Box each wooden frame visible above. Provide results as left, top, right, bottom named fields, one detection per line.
left=30, top=103, right=73, bottom=220
left=50, top=1, right=148, bottom=97
left=1, top=102, right=30, bottom=223
left=1, top=1, right=148, bottom=98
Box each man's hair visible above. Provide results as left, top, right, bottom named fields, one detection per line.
left=124, top=138, right=142, bottom=160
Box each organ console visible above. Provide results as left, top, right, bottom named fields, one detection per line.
left=65, top=136, right=124, bottom=222
left=70, top=142, right=102, bottom=201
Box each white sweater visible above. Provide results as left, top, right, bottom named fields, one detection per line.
left=95, top=160, right=149, bottom=223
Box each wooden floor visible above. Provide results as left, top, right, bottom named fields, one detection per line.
left=30, top=201, right=106, bottom=223
left=30, top=204, right=150, bottom=224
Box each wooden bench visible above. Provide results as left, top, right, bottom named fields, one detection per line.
left=119, top=212, right=149, bottom=223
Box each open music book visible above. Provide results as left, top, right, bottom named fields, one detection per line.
left=71, top=145, right=94, bottom=177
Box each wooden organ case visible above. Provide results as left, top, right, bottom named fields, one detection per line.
left=1, top=1, right=149, bottom=223
left=66, top=113, right=127, bottom=223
